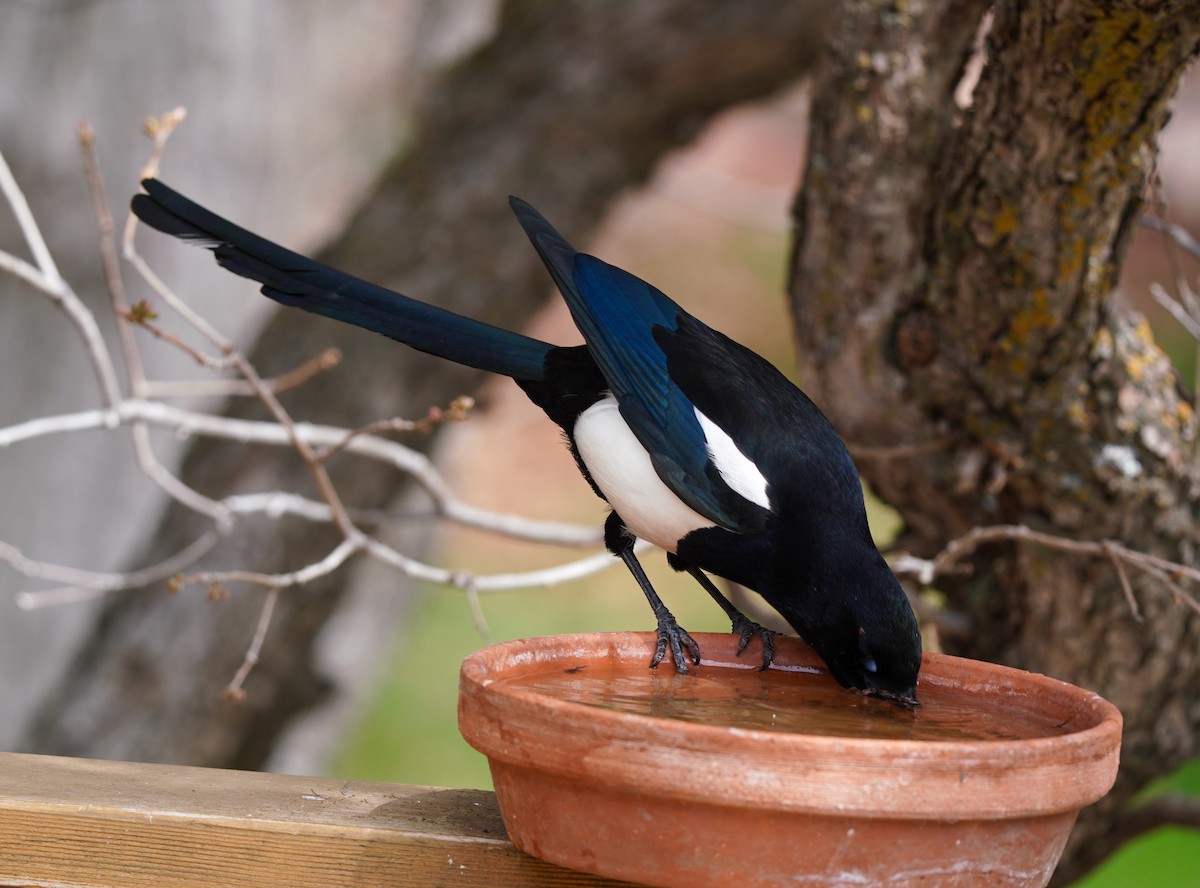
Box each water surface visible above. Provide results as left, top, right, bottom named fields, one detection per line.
left=501, top=661, right=1070, bottom=742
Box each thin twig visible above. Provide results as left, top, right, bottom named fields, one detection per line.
left=78, top=130, right=231, bottom=527
left=892, top=523, right=1200, bottom=619
left=0, top=148, right=123, bottom=407
left=13, top=586, right=115, bottom=609
left=176, top=538, right=361, bottom=592
left=121, top=242, right=234, bottom=349
left=1141, top=214, right=1200, bottom=264
left=1149, top=281, right=1200, bottom=339
left=168, top=530, right=630, bottom=599
left=1102, top=540, right=1143, bottom=622
left=124, top=135, right=356, bottom=543
left=1133, top=561, right=1200, bottom=616
left=79, top=121, right=142, bottom=384
left=1143, top=174, right=1198, bottom=314
left=451, top=571, right=493, bottom=642
left=123, top=108, right=234, bottom=351
left=136, top=107, right=187, bottom=184
left=361, top=538, right=632, bottom=593
left=7, top=530, right=220, bottom=606
left=314, top=396, right=474, bottom=462
left=221, top=586, right=280, bottom=703
left=142, top=348, right=342, bottom=399
left=1143, top=197, right=1200, bottom=401
left=233, top=353, right=359, bottom=538
left=121, top=310, right=237, bottom=370
left=0, top=146, right=64, bottom=287
left=0, top=118, right=629, bottom=700
left=0, top=246, right=50, bottom=290
left=1118, top=544, right=1200, bottom=586
left=8, top=481, right=614, bottom=609
left=1140, top=181, right=1200, bottom=401
left=0, top=398, right=601, bottom=545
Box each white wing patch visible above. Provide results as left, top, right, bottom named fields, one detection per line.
left=694, top=408, right=771, bottom=511
left=573, top=395, right=715, bottom=552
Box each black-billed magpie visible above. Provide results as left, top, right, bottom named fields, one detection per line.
left=131, top=180, right=922, bottom=705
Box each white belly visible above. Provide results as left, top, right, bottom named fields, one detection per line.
left=573, top=395, right=716, bottom=552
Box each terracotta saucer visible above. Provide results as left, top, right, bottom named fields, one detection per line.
left=458, top=632, right=1121, bottom=888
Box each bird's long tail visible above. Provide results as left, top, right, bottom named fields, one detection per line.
left=131, top=179, right=552, bottom=382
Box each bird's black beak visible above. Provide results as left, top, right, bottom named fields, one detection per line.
left=866, top=687, right=920, bottom=710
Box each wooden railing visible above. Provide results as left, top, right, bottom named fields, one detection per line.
left=0, top=752, right=625, bottom=886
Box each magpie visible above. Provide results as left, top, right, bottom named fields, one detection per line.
left=131, top=179, right=922, bottom=705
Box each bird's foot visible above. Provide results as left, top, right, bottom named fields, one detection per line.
left=731, top=614, right=780, bottom=670
left=649, top=614, right=703, bottom=674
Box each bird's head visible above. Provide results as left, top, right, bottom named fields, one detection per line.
left=819, top=609, right=922, bottom=708
left=781, top=546, right=922, bottom=707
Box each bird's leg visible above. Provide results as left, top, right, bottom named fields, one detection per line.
left=604, top=512, right=702, bottom=673
left=667, top=554, right=779, bottom=670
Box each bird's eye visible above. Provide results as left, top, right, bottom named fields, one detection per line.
left=864, top=657, right=878, bottom=674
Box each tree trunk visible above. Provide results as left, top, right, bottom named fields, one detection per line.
left=791, top=0, right=1199, bottom=881
left=23, top=0, right=836, bottom=769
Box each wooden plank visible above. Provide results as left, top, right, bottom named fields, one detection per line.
left=0, top=752, right=629, bottom=887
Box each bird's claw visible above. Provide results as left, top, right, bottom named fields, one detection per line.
left=649, top=616, right=703, bottom=674
left=731, top=613, right=780, bottom=670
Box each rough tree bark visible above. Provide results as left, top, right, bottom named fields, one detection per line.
left=791, top=0, right=1199, bottom=881
left=22, top=0, right=836, bottom=767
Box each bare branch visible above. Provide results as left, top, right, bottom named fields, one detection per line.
left=7, top=530, right=220, bottom=607
left=451, top=571, right=493, bottom=642
left=120, top=309, right=235, bottom=370
left=176, top=538, right=362, bottom=593
left=77, top=131, right=232, bottom=527
left=361, top=537, right=632, bottom=593
left=314, top=396, right=475, bottom=462
left=0, top=246, right=51, bottom=291
left=1132, top=561, right=1200, bottom=617
left=79, top=120, right=140, bottom=383
left=892, top=524, right=1200, bottom=619
left=123, top=110, right=237, bottom=354
left=136, top=107, right=187, bottom=183
left=1149, top=281, right=1200, bottom=339
left=1141, top=214, right=1200, bottom=264
left=1102, top=540, right=1143, bottom=623
left=1116, top=795, right=1200, bottom=841
left=1140, top=203, right=1200, bottom=402
left=221, top=586, right=280, bottom=704
left=231, top=352, right=359, bottom=539
left=1065, top=794, right=1200, bottom=885
left=0, top=398, right=600, bottom=545
left=121, top=241, right=234, bottom=350
left=0, top=148, right=123, bottom=408
left=0, top=146, right=64, bottom=287
left=142, top=348, right=342, bottom=399
left=0, top=118, right=627, bottom=690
